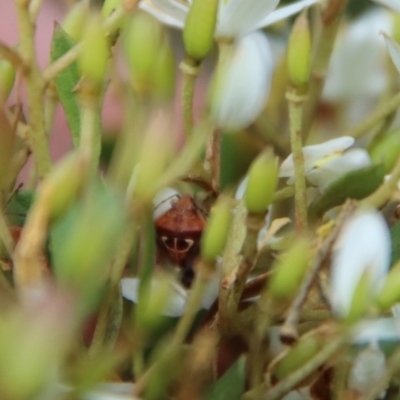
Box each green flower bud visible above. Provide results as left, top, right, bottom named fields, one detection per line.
left=101, top=0, right=124, bottom=19
left=62, top=1, right=89, bottom=42
left=244, top=149, right=279, bottom=214
left=0, top=58, right=16, bottom=104
left=287, top=12, right=311, bottom=88
left=273, top=334, right=323, bottom=381
left=369, top=128, right=400, bottom=173
left=201, top=198, right=232, bottom=261
left=183, top=0, right=218, bottom=61
left=78, top=15, right=110, bottom=84
left=346, top=271, right=370, bottom=323
left=123, top=11, right=175, bottom=99
left=46, top=152, right=88, bottom=221
left=377, top=262, right=400, bottom=310
left=51, top=184, right=128, bottom=304
left=268, top=238, right=312, bottom=300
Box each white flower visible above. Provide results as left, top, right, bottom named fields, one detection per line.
left=279, top=136, right=371, bottom=192
left=152, top=187, right=180, bottom=220
left=330, top=210, right=391, bottom=318
left=121, top=275, right=219, bottom=317
left=140, top=0, right=324, bottom=39
left=210, top=31, right=274, bottom=130
left=323, top=10, right=391, bottom=101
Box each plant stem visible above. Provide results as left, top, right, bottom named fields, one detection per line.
left=302, top=0, right=350, bottom=140
left=0, top=41, right=24, bottom=69
left=15, top=0, right=52, bottom=178
left=205, top=127, right=222, bottom=192
left=360, top=154, right=400, bottom=209
left=265, top=334, right=347, bottom=400
left=180, top=58, right=200, bottom=137
left=172, top=261, right=214, bottom=347
left=42, top=44, right=81, bottom=84
left=343, top=91, right=400, bottom=139
left=286, top=89, right=307, bottom=231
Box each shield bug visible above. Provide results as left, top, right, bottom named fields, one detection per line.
left=154, top=193, right=206, bottom=287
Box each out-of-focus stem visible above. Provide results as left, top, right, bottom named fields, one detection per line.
left=180, top=58, right=200, bottom=137
left=287, top=89, right=307, bottom=231
left=302, top=0, right=350, bottom=140
left=15, top=0, right=52, bottom=178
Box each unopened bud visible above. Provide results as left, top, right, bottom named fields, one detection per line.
left=0, top=59, right=16, bottom=104
left=123, top=11, right=175, bottom=99
left=101, top=0, right=124, bottom=19
left=51, top=185, right=128, bottom=302
left=377, top=262, right=400, bottom=310
left=62, top=1, right=89, bottom=42
left=393, top=13, right=400, bottom=44
left=183, top=0, right=218, bottom=61
left=45, top=152, right=88, bottom=221
left=273, top=334, right=323, bottom=381
left=268, top=238, right=311, bottom=300
left=287, top=12, right=311, bottom=88
left=78, top=15, right=110, bottom=84
left=244, top=149, right=278, bottom=214
left=369, top=128, right=400, bottom=173
left=201, top=198, right=232, bottom=261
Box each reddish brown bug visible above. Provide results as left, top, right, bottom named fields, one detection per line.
left=154, top=194, right=206, bottom=287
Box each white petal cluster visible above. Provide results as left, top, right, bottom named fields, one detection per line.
left=330, top=210, right=391, bottom=318
left=140, top=0, right=324, bottom=130
left=279, top=136, right=371, bottom=192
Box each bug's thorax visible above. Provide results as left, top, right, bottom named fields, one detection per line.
left=155, top=195, right=206, bottom=265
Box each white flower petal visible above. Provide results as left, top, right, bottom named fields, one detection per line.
left=210, top=31, right=274, bottom=131
left=121, top=278, right=188, bottom=317
left=200, top=273, right=220, bottom=309
left=352, top=318, right=400, bottom=343
left=255, top=0, right=324, bottom=30
left=323, top=10, right=390, bottom=100
left=306, top=148, right=371, bottom=191
left=83, top=383, right=138, bottom=400
left=279, top=136, right=355, bottom=178
left=139, top=0, right=186, bottom=29
left=330, top=210, right=391, bottom=318
left=373, top=0, right=400, bottom=13
left=152, top=188, right=180, bottom=220
left=216, top=0, right=279, bottom=38
left=383, top=32, right=400, bottom=75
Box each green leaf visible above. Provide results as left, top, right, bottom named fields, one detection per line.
left=391, top=221, right=400, bottom=265
left=309, top=164, right=385, bottom=220
left=50, top=24, right=81, bottom=146
left=205, top=356, right=246, bottom=400
left=7, top=190, right=35, bottom=225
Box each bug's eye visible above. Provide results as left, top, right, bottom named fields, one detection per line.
left=176, top=238, right=194, bottom=252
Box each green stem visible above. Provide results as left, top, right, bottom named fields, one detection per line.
left=343, top=91, right=400, bottom=139
left=172, top=261, right=213, bottom=347
left=180, top=57, right=200, bottom=137
left=15, top=0, right=52, bottom=178
left=79, top=87, right=101, bottom=174
left=287, top=89, right=307, bottom=231
left=302, top=0, right=350, bottom=140
left=360, top=154, right=400, bottom=209
left=265, top=334, right=347, bottom=400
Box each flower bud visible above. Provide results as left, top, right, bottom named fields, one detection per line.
left=244, top=149, right=278, bottom=214
left=0, top=58, right=16, bottom=105
left=101, top=0, right=124, bottom=19
left=201, top=198, right=232, bottom=261
left=78, top=15, right=110, bottom=84
left=287, top=12, right=311, bottom=88
left=377, top=262, right=400, bottom=310
left=183, top=0, right=218, bottom=61
left=369, top=128, right=400, bottom=173
left=45, top=152, right=88, bottom=221
left=51, top=184, right=128, bottom=304
left=62, top=1, right=89, bottom=42
left=273, top=334, right=323, bottom=381
left=268, top=238, right=312, bottom=300
left=123, top=11, right=175, bottom=99
left=393, top=13, right=400, bottom=44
